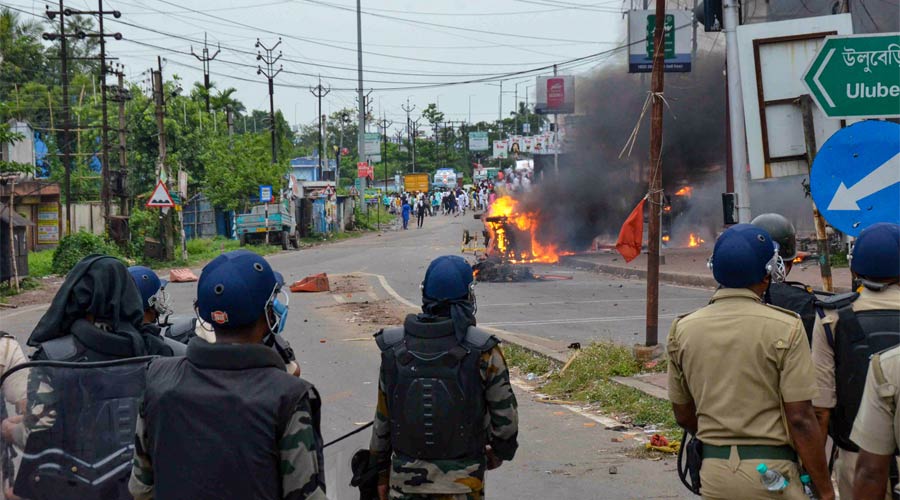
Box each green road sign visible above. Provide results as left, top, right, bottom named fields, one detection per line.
left=803, top=33, right=900, bottom=119
left=646, top=15, right=675, bottom=59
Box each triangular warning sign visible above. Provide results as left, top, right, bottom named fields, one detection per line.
left=146, top=180, right=175, bottom=208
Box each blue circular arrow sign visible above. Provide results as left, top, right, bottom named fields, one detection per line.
left=811, top=120, right=900, bottom=237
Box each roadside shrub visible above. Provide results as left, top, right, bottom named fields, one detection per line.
left=128, top=206, right=161, bottom=258
left=51, top=230, right=121, bottom=275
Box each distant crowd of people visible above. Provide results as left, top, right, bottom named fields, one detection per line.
left=381, top=180, right=500, bottom=230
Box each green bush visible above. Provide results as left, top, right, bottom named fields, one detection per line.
left=128, top=206, right=161, bottom=258
left=51, top=231, right=122, bottom=275
left=27, top=250, right=54, bottom=278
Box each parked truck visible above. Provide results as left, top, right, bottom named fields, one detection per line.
left=404, top=173, right=430, bottom=193
left=236, top=198, right=299, bottom=250
left=432, top=168, right=458, bottom=190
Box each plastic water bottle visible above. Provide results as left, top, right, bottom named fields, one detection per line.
left=800, top=474, right=818, bottom=499
left=756, top=463, right=789, bottom=491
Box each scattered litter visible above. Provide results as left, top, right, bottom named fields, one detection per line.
left=319, top=339, right=327, bottom=343
left=645, top=434, right=681, bottom=454
left=290, top=273, right=330, bottom=293
left=583, top=422, right=596, bottom=428
left=526, top=372, right=536, bottom=381
left=553, top=411, right=566, bottom=416
left=608, top=466, right=618, bottom=474
left=611, top=437, right=624, bottom=443
left=354, top=422, right=369, bottom=426
left=169, top=268, right=198, bottom=282
left=643, top=360, right=659, bottom=369
left=343, top=337, right=373, bottom=342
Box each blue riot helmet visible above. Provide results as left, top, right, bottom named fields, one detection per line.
left=196, top=251, right=286, bottom=331
left=708, top=224, right=785, bottom=288
left=850, top=222, right=900, bottom=280
left=128, top=266, right=172, bottom=317
left=422, top=255, right=475, bottom=302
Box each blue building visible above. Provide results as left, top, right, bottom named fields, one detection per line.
left=290, top=155, right=337, bottom=182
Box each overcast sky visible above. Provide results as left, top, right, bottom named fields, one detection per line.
left=10, top=0, right=647, bottom=132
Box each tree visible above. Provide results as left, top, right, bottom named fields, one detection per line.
left=200, top=133, right=288, bottom=212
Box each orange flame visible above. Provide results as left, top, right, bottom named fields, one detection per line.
left=662, top=235, right=670, bottom=243
left=687, top=233, right=705, bottom=248
left=486, top=196, right=568, bottom=264
left=674, top=186, right=693, bottom=197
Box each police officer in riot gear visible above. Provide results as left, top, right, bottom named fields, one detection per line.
left=668, top=224, right=834, bottom=500
left=811, top=222, right=900, bottom=499
left=28, top=255, right=175, bottom=361
left=369, top=255, right=518, bottom=500
left=751, top=213, right=818, bottom=343
left=129, top=250, right=326, bottom=500
left=128, top=265, right=196, bottom=349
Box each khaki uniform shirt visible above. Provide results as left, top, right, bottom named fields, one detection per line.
left=851, top=345, right=900, bottom=455
left=811, top=284, right=900, bottom=409
left=668, top=288, right=818, bottom=446
left=0, top=335, right=27, bottom=407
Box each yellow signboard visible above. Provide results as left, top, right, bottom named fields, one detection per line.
left=37, top=203, right=59, bottom=244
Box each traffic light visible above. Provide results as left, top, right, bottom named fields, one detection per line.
left=695, top=0, right=723, bottom=32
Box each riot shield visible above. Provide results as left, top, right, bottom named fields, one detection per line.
left=0, top=357, right=153, bottom=500
left=324, top=421, right=376, bottom=500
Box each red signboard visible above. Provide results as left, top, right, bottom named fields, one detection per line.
left=357, top=162, right=373, bottom=179
left=547, top=77, right=565, bottom=109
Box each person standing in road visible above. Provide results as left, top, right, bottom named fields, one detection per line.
left=401, top=200, right=411, bottom=230
left=416, top=196, right=426, bottom=229
left=369, top=256, right=519, bottom=500
left=129, top=250, right=326, bottom=500
left=751, top=214, right=818, bottom=343
left=851, top=344, right=900, bottom=500
left=668, top=224, right=834, bottom=500
left=811, top=222, right=900, bottom=499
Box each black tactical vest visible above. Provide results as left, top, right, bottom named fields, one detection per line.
left=767, top=281, right=817, bottom=344
left=142, top=339, right=321, bottom=500
left=376, top=314, right=498, bottom=461
left=818, top=292, right=900, bottom=451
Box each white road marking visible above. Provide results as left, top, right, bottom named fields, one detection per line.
left=0, top=303, right=50, bottom=319
left=481, top=313, right=679, bottom=327
left=479, top=297, right=704, bottom=308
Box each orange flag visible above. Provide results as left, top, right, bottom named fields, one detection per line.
left=615, top=198, right=646, bottom=263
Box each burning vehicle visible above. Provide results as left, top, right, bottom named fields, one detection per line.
left=473, top=196, right=573, bottom=282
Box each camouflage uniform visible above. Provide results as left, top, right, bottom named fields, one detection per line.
left=129, top=393, right=326, bottom=500
left=370, top=345, right=518, bottom=499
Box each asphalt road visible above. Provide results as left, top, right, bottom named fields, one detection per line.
left=0, top=212, right=702, bottom=499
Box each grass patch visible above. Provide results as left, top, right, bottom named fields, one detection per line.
left=144, top=236, right=281, bottom=269
left=28, top=250, right=54, bottom=278
left=503, top=344, right=555, bottom=375
left=0, top=277, right=41, bottom=299
left=504, top=341, right=677, bottom=433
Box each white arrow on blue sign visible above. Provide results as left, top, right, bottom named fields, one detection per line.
left=811, top=120, right=900, bottom=237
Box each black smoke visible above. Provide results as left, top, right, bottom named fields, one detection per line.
left=523, top=53, right=728, bottom=251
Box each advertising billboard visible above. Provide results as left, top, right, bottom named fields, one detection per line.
left=535, top=76, right=575, bottom=114
left=627, top=9, right=693, bottom=73
left=469, top=131, right=489, bottom=151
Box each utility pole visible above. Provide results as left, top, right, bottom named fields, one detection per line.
left=64, top=1, right=121, bottom=230
left=723, top=0, right=751, bottom=223
left=256, top=38, right=283, bottom=165
left=309, top=76, right=331, bottom=179
left=109, top=64, right=131, bottom=216
left=411, top=117, right=421, bottom=173
left=152, top=56, right=174, bottom=261
left=552, top=65, right=559, bottom=176
left=401, top=98, right=415, bottom=172
left=799, top=96, right=834, bottom=292
left=379, top=116, right=393, bottom=230
left=191, top=32, right=220, bottom=114
left=643, top=0, right=667, bottom=349
left=42, top=1, right=73, bottom=234
left=356, top=0, right=366, bottom=174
